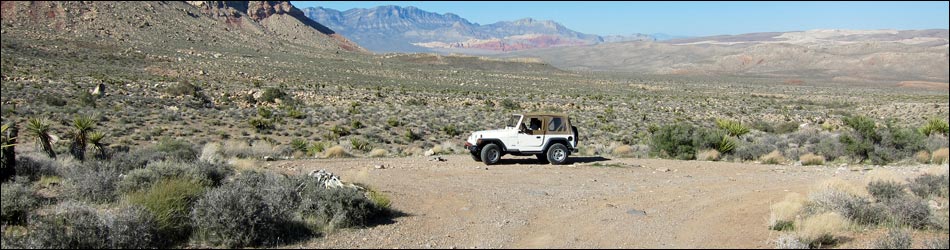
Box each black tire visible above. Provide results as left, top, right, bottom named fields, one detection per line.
left=480, top=144, right=501, bottom=165
left=546, top=143, right=569, bottom=165
left=471, top=152, right=482, bottom=162
left=535, top=154, right=549, bottom=164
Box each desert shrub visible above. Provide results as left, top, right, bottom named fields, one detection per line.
left=869, top=126, right=925, bottom=165
left=127, top=178, right=206, bottom=245
left=650, top=123, right=697, bottom=160
left=117, top=160, right=232, bottom=194
left=924, top=237, right=949, bottom=249
left=773, top=234, right=808, bottom=249
left=760, top=150, right=786, bottom=165
left=297, top=183, right=382, bottom=231
left=441, top=124, right=461, bottom=137
left=24, top=201, right=110, bottom=249
left=403, top=128, right=420, bottom=142
left=12, top=154, right=65, bottom=181
left=248, top=117, right=275, bottom=131
left=191, top=171, right=301, bottom=248
left=154, top=138, right=199, bottom=162
left=260, top=87, right=287, bottom=103
left=165, top=81, right=199, bottom=96
left=735, top=141, right=775, bottom=161
left=884, top=196, right=931, bottom=229
left=919, top=118, right=949, bottom=137
left=867, top=181, right=906, bottom=202
left=307, top=142, right=327, bottom=156
left=715, top=118, right=749, bottom=138
left=933, top=148, right=949, bottom=164
left=799, top=153, right=825, bottom=166
left=368, top=148, right=388, bottom=157
left=696, top=149, right=720, bottom=161
left=872, top=228, right=912, bottom=249
left=1, top=179, right=38, bottom=225
left=907, top=173, right=948, bottom=199
left=62, top=160, right=121, bottom=203
left=815, top=135, right=845, bottom=161
left=915, top=150, right=932, bottom=164
left=769, top=194, right=804, bottom=231
left=386, top=117, right=401, bottom=128
left=797, top=212, right=848, bottom=248
left=101, top=205, right=161, bottom=249
left=199, top=143, right=225, bottom=164
left=806, top=188, right=887, bottom=225
left=500, top=99, right=520, bottom=110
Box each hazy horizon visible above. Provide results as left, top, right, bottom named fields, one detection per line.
left=292, top=1, right=950, bottom=37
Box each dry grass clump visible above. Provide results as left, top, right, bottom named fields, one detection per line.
left=199, top=143, right=224, bottom=164
left=760, top=150, right=786, bottom=165
left=915, top=150, right=932, bottom=164
left=402, top=146, right=423, bottom=156
left=769, top=193, right=805, bottom=231
left=368, top=148, right=388, bottom=158
left=815, top=178, right=867, bottom=198
left=323, top=146, right=350, bottom=158
left=933, top=148, right=949, bottom=164
left=796, top=212, right=848, bottom=248
left=611, top=145, right=634, bottom=158
left=864, top=169, right=905, bottom=186
left=696, top=149, right=720, bottom=161
left=799, top=153, right=825, bottom=166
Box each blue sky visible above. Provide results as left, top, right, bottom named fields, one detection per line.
left=292, top=1, right=949, bottom=37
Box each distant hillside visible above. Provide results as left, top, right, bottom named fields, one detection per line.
left=302, top=5, right=655, bottom=53
left=501, top=29, right=950, bottom=84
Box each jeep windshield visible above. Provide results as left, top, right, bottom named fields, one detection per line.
left=506, top=115, right=523, bottom=129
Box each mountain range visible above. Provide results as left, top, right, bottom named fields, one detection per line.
left=301, top=5, right=661, bottom=53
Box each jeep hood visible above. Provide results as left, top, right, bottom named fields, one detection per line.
left=467, top=129, right=516, bottom=144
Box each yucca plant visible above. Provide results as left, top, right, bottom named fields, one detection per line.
left=26, top=118, right=56, bottom=159
left=919, top=118, right=949, bottom=136
left=717, top=135, right=737, bottom=154
left=88, top=131, right=107, bottom=160
left=69, top=116, right=96, bottom=161
left=716, top=118, right=750, bottom=138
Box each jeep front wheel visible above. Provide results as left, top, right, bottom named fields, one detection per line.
left=480, top=144, right=501, bottom=165
left=546, top=143, right=569, bottom=165
left=471, top=152, right=482, bottom=162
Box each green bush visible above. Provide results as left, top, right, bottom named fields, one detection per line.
left=154, top=138, right=199, bottom=162
left=290, top=139, right=309, bottom=153
left=127, top=178, right=207, bottom=245
left=1, top=179, right=38, bottom=225
left=441, top=124, right=461, bottom=137
left=260, top=87, right=287, bottom=103
left=191, top=171, right=303, bottom=248
left=350, top=138, right=370, bottom=152
left=650, top=123, right=698, bottom=160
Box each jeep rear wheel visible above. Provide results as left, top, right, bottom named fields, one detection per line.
left=546, top=143, right=569, bottom=165
left=480, top=144, right=501, bottom=165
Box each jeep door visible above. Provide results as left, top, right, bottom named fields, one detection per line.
left=517, top=116, right=545, bottom=150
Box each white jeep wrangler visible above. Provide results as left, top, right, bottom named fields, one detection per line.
left=464, top=112, right=579, bottom=165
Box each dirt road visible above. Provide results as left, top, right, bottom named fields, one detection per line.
left=264, top=155, right=936, bottom=248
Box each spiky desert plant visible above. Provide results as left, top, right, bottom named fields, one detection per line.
left=88, top=131, right=107, bottom=160
left=26, top=118, right=56, bottom=159
left=919, top=118, right=949, bottom=136
left=69, top=116, right=96, bottom=161
left=717, top=135, right=737, bottom=154
left=716, top=118, right=749, bottom=138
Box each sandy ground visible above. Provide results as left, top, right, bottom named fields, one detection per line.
left=259, top=155, right=945, bottom=249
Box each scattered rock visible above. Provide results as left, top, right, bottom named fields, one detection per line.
left=627, top=209, right=647, bottom=216
left=429, top=156, right=446, bottom=162
left=91, top=83, right=106, bottom=96
left=424, top=149, right=435, bottom=156
left=374, top=164, right=385, bottom=169
left=655, top=168, right=671, bottom=172
left=262, top=156, right=275, bottom=161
